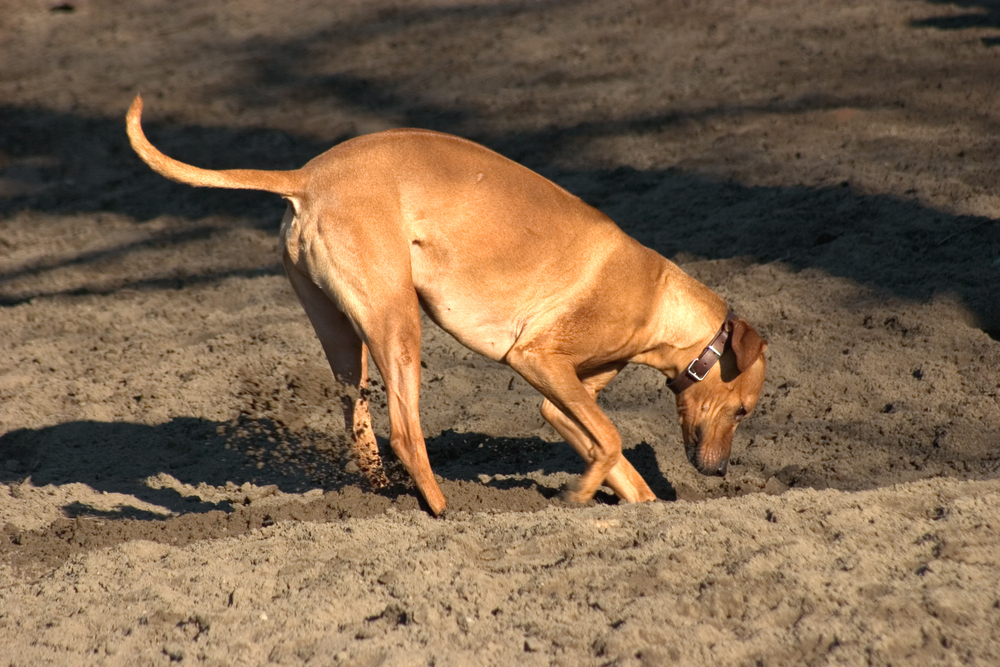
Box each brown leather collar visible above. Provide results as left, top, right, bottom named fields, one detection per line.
left=667, top=310, right=738, bottom=395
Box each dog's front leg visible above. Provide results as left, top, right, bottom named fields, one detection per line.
left=539, top=365, right=657, bottom=503
left=507, top=345, right=626, bottom=503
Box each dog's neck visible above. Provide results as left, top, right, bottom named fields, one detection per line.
left=631, top=260, right=730, bottom=379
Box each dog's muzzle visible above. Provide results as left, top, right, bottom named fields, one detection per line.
left=685, top=435, right=729, bottom=477
left=693, top=453, right=728, bottom=477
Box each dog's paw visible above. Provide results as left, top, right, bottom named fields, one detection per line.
left=555, top=486, right=594, bottom=507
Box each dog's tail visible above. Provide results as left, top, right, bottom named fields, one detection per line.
left=126, top=94, right=304, bottom=198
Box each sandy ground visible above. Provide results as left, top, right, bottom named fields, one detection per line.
left=1, top=0, right=999, bottom=665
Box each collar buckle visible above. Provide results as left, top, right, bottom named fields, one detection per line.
left=683, top=357, right=710, bottom=383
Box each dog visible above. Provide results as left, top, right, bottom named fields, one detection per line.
left=126, top=94, right=767, bottom=515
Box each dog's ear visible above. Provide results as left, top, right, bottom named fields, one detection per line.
left=730, top=318, right=767, bottom=372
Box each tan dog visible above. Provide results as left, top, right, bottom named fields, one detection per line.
left=126, top=95, right=767, bottom=515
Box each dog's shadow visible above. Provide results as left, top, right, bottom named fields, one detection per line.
left=425, top=428, right=676, bottom=503
left=0, top=417, right=676, bottom=521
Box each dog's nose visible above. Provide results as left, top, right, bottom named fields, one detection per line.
left=692, top=454, right=728, bottom=477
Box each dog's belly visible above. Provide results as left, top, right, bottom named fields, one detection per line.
left=417, top=289, right=519, bottom=362
left=410, top=253, right=523, bottom=362
left=409, top=238, right=572, bottom=362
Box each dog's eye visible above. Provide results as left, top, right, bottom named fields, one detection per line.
left=735, top=406, right=748, bottom=421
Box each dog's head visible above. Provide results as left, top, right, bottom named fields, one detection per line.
left=673, top=317, right=767, bottom=476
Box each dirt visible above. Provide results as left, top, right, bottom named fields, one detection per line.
left=1, top=0, right=999, bottom=665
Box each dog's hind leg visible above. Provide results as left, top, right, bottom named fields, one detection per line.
left=539, top=364, right=657, bottom=503
left=356, top=291, right=447, bottom=515
left=283, top=256, right=389, bottom=490
left=285, top=213, right=446, bottom=515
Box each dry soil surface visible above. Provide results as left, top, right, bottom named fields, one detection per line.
left=1, top=1, right=999, bottom=665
